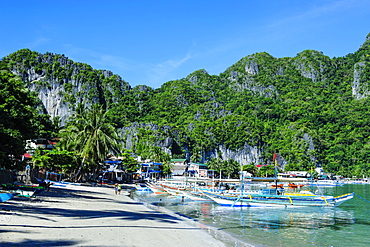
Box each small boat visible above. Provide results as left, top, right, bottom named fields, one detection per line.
left=0, top=192, right=14, bottom=202
left=14, top=189, right=36, bottom=197
left=162, top=186, right=183, bottom=196
left=308, top=180, right=344, bottom=187
left=179, top=190, right=212, bottom=201
left=135, top=184, right=151, bottom=192
left=287, top=183, right=305, bottom=189
left=146, top=182, right=167, bottom=194
left=202, top=188, right=354, bottom=207
left=0, top=183, right=44, bottom=198
left=46, top=180, right=81, bottom=187
left=271, top=184, right=284, bottom=188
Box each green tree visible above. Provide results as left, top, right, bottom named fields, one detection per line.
left=257, top=165, right=275, bottom=177
left=242, top=164, right=258, bottom=176
left=0, top=62, right=52, bottom=168
left=120, top=149, right=139, bottom=172
left=223, top=159, right=240, bottom=179
left=58, top=104, right=122, bottom=181
left=207, top=158, right=224, bottom=178
left=32, top=149, right=77, bottom=175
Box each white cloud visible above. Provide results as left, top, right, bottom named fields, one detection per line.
left=265, top=0, right=365, bottom=32
left=147, top=53, right=193, bottom=85
left=29, top=37, right=51, bottom=49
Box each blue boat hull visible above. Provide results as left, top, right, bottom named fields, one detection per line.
left=0, top=192, right=14, bottom=202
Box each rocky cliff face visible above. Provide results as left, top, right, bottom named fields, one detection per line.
left=10, top=61, right=70, bottom=124
left=120, top=121, right=265, bottom=166
left=294, top=50, right=334, bottom=83
left=224, top=54, right=279, bottom=97
left=4, top=34, right=370, bottom=169
left=352, top=34, right=370, bottom=99
left=212, top=143, right=263, bottom=165
left=352, top=61, right=370, bottom=100
left=7, top=50, right=131, bottom=125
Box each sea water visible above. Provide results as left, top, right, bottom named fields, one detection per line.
left=132, top=184, right=370, bottom=247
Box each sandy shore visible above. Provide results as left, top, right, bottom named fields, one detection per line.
left=0, top=184, right=238, bottom=247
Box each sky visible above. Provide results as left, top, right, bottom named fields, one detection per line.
left=1, top=0, right=369, bottom=89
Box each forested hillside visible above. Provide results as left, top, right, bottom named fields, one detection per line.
left=1, top=33, right=370, bottom=177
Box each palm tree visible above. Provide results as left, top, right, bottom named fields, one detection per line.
left=207, top=158, right=224, bottom=179
left=223, top=159, right=240, bottom=179
left=150, top=146, right=172, bottom=177
left=59, top=104, right=122, bottom=181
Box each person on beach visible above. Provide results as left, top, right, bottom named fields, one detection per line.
left=114, top=183, right=122, bottom=195
left=117, top=183, right=122, bottom=195
left=114, top=183, right=118, bottom=194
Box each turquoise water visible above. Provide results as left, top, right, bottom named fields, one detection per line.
left=132, top=184, right=370, bottom=247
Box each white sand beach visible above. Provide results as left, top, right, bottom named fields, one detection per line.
left=0, top=184, right=238, bottom=247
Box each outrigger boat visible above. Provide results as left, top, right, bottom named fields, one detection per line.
left=146, top=182, right=168, bottom=194
left=1, top=183, right=44, bottom=198
left=179, top=189, right=212, bottom=201
left=0, top=192, right=14, bottom=202
left=201, top=188, right=354, bottom=207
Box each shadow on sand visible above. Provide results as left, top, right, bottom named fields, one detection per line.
left=0, top=185, right=200, bottom=235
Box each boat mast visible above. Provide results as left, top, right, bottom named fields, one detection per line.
left=273, top=152, right=278, bottom=189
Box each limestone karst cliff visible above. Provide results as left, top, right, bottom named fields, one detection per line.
left=2, top=33, right=370, bottom=174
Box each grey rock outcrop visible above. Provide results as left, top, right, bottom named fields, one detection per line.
left=245, top=60, right=259, bottom=75
left=352, top=62, right=369, bottom=99
left=215, top=143, right=263, bottom=166
left=9, top=51, right=131, bottom=125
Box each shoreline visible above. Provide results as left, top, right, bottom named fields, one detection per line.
left=0, top=184, right=250, bottom=246
left=134, top=191, right=254, bottom=247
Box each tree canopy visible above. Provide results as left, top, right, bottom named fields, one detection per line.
left=57, top=103, right=122, bottom=180
left=2, top=34, right=370, bottom=178
left=0, top=62, right=55, bottom=169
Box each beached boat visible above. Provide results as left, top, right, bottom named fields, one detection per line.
left=35, top=177, right=81, bottom=188
left=135, top=184, right=151, bottom=192
left=14, top=189, right=36, bottom=197
left=0, top=192, right=14, bottom=202
left=202, top=188, right=354, bottom=207
left=1, top=183, right=44, bottom=198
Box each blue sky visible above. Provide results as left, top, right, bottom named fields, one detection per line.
left=1, top=0, right=369, bottom=89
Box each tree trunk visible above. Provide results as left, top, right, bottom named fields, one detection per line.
left=70, top=156, right=86, bottom=182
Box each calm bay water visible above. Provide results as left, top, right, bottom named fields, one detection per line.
left=132, top=184, right=370, bottom=247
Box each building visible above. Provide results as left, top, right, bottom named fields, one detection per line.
left=187, top=162, right=214, bottom=178
left=101, top=160, right=126, bottom=182
left=23, top=138, right=58, bottom=159
left=170, top=159, right=188, bottom=176
left=136, top=162, right=162, bottom=180
left=278, top=171, right=311, bottom=179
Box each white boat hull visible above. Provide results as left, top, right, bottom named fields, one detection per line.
left=203, top=191, right=354, bottom=208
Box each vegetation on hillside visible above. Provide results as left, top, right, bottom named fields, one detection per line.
left=0, top=61, right=57, bottom=169
left=1, top=33, right=370, bottom=179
